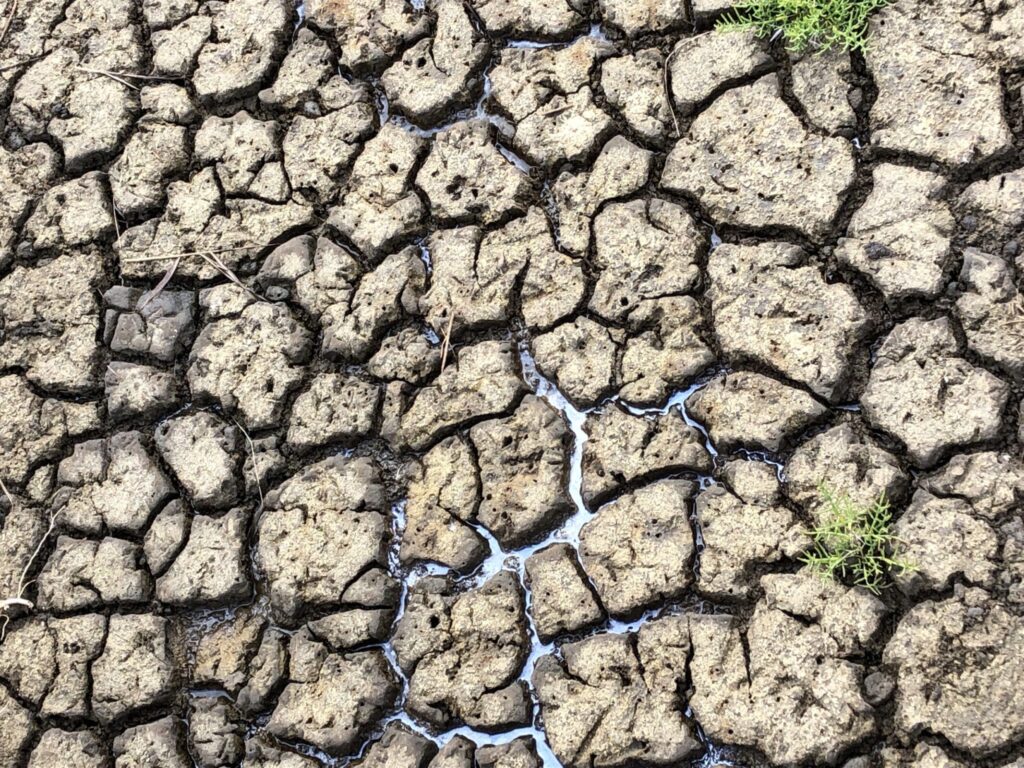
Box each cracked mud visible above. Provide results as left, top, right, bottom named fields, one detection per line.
left=1, top=0, right=1024, bottom=766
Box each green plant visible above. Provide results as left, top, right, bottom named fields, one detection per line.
left=716, top=0, right=889, bottom=53
left=800, top=484, right=914, bottom=594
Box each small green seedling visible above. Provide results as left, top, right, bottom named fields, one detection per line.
left=716, top=0, right=889, bottom=53
left=800, top=484, right=914, bottom=595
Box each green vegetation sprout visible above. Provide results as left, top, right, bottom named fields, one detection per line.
left=716, top=0, right=889, bottom=53
left=800, top=484, right=914, bottom=594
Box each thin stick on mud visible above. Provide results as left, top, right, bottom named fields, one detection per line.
left=996, top=300, right=1024, bottom=330
left=136, top=246, right=264, bottom=310
left=121, top=243, right=268, bottom=263
left=0, top=0, right=18, bottom=49
left=75, top=67, right=176, bottom=87
left=112, top=203, right=122, bottom=244
left=0, top=475, right=12, bottom=517
left=232, top=418, right=264, bottom=513
left=200, top=250, right=265, bottom=302
left=75, top=66, right=140, bottom=90
left=0, top=54, right=43, bottom=73
left=0, top=477, right=58, bottom=641
left=137, top=255, right=181, bottom=310
left=662, top=44, right=682, bottom=138
left=89, top=69, right=175, bottom=81
left=439, top=310, right=456, bottom=370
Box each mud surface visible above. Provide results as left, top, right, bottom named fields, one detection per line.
left=1, top=0, right=1023, bottom=766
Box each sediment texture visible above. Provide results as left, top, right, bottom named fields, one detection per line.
left=0, top=0, right=1022, bottom=766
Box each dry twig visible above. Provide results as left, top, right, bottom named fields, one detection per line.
left=75, top=66, right=140, bottom=90
left=0, top=0, right=17, bottom=49
left=0, top=54, right=42, bottom=73
left=135, top=247, right=265, bottom=310
left=232, top=418, right=264, bottom=513
left=112, top=203, right=122, bottom=244
left=993, top=300, right=1024, bottom=352
left=201, top=249, right=262, bottom=301
left=0, top=477, right=58, bottom=641
left=997, top=299, right=1024, bottom=328
left=439, top=310, right=456, bottom=370
left=137, top=255, right=181, bottom=310
left=75, top=66, right=175, bottom=88
left=662, top=45, right=682, bottom=138
left=121, top=243, right=267, bottom=264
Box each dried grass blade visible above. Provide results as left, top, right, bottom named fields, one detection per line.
left=0, top=0, right=17, bottom=48
left=137, top=255, right=180, bottom=310
left=200, top=251, right=264, bottom=301
left=75, top=66, right=140, bottom=90
left=0, top=54, right=44, bottom=73
left=232, top=417, right=264, bottom=513
left=121, top=243, right=266, bottom=264
left=439, top=310, right=456, bottom=370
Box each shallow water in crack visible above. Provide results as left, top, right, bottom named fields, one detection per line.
left=506, top=23, right=611, bottom=50
left=377, top=21, right=611, bottom=149
left=177, top=337, right=774, bottom=766
left=415, top=240, right=433, bottom=274
left=616, top=372, right=723, bottom=459
left=374, top=85, right=390, bottom=126
left=361, top=334, right=747, bottom=768
left=183, top=605, right=242, bottom=667
left=736, top=448, right=787, bottom=482
left=384, top=66, right=520, bottom=149
left=496, top=142, right=534, bottom=173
